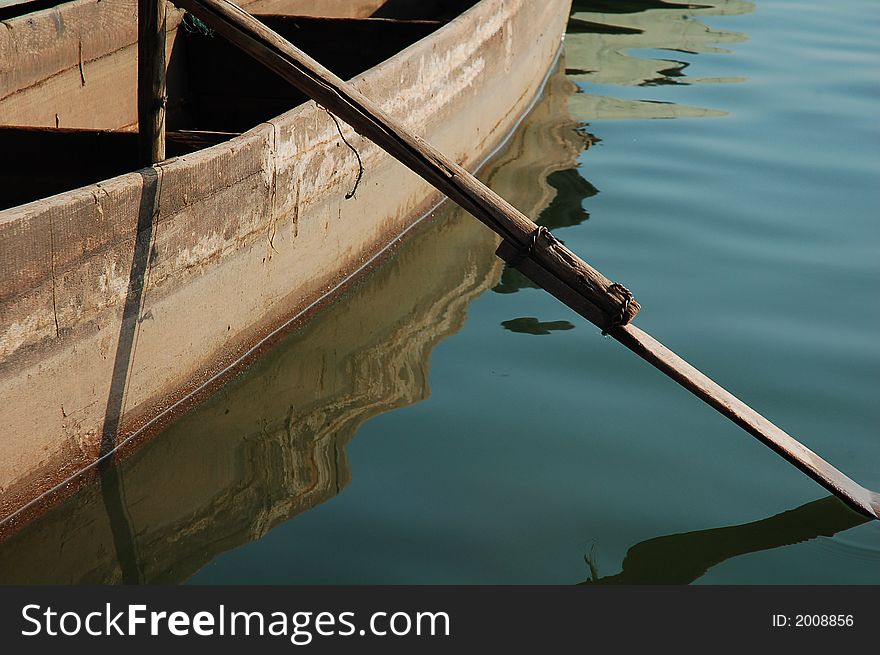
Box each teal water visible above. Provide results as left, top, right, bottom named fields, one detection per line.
left=1, top=0, right=878, bottom=584
left=191, top=0, right=880, bottom=583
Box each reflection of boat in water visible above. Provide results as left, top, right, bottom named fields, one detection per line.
left=566, top=0, right=753, bottom=119
left=0, top=59, right=588, bottom=583
left=580, top=497, right=869, bottom=585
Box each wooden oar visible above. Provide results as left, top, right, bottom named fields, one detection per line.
left=171, top=0, right=879, bottom=520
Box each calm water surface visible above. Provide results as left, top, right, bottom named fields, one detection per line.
left=2, top=0, right=878, bottom=584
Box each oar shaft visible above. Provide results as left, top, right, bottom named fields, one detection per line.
left=172, top=0, right=878, bottom=520
left=172, top=0, right=639, bottom=332
left=613, top=324, right=878, bottom=517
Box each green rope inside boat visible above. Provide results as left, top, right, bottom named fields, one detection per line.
left=182, top=12, right=214, bottom=36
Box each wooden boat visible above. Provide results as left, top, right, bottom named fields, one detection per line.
left=0, top=0, right=570, bottom=536
left=0, top=61, right=589, bottom=581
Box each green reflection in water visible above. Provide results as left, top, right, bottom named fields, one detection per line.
left=566, top=0, right=752, bottom=117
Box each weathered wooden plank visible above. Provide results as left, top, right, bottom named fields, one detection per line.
left=0, top=0, right=45, bottom=11
left=0, top=126, right=239, bottom=209
left=0, top=0, right=187, bottom=130
left=0, top=0, right=143, bottom=100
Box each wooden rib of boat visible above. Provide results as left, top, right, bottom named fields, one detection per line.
left=0, top=0, right=571, bottom=536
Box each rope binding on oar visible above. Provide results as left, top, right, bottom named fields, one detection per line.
left=507, top=225, right=552, bottom=267
left=602, top=282, right=634, bottom=335
left=501, top=225, right=638, bottom=332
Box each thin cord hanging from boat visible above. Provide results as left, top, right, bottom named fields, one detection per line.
left=322, top=107, right=364, bottom=200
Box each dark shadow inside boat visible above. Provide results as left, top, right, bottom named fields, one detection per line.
left=0, top=0, right=60, bottom=20
left=0, top=127, right=235, bottom=211
left=0, top=0, right=480, bottom=22
left=369, top=0, right=478, bottom=20
left=174, top=13, right=446, bottom=132
left=579, top=496, right=870, bottom=585
left=569, top=0, right=700, bottom=14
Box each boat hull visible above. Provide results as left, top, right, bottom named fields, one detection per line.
left=0, top=0, right=570, bottom=534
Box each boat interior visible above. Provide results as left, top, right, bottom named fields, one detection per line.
left=0, top=0, right=480, bottom=210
